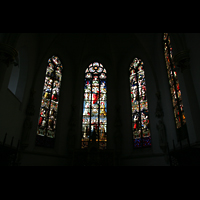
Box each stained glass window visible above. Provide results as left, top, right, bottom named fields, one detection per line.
left=81, top=62, right=107, bottom=150
left=130, top=58, right=151, bottom=148
left=163, top=33, right=186, bottom=131
left=36, top=55, right=63, bottom=147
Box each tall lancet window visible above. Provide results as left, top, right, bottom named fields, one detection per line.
left=81, top=62, right=107, bottom=150
left=36, top=55, right=63, bottom=147
left=130, top=58, right=151, bottom=148
left=163, top=33, right=186, bottom=137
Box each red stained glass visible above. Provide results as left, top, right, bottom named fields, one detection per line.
left=36, top=56, right=63, bottom=147
left=82, top=62, right=107, bottom=150
left=163, top=33, right=186, bottom=130
left=130, top=58, right=151, bottom=148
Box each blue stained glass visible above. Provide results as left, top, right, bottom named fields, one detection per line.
left=36, top=55, right=63, bottom=148
left=81, top=62, right=107, bottom=150
left=134, top=139, right=142, bottom=148
left=130, top=58, right=151, bottom=148
left=142, top=137, right=151, bottom=147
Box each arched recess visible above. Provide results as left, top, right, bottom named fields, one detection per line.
left=81, top=61, right=108, bottom=150
left=129, top=58, right=151, bottom=148
left=75, top=51, right=114, bottom=150
left=117, top=34, right=159, bottom=153
left=28, top=37, right=74, bottom=153
left=35, top=55, right=63, bottom=148
left=167, top=33, right=200, bottom=144
left=163, top=33, right=188, bottom=143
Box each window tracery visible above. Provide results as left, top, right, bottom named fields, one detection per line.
left=130, top=58, right=151, bottom=148
left=36, top=55, right=63, bottom=147
left=81, top=62, right=107, bottom=150
left=163, top=33, right=186, bottom=131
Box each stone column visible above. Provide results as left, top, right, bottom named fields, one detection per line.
left=173, top=50, right=200, bottom=142
left=0, top=43, right=18, bottom=90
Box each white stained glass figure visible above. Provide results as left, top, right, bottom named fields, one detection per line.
left=130, top=58, right=151, bottom=148
left=82, top=62, right=107, bottom=150
left=36, top=55, right=63, bottom=147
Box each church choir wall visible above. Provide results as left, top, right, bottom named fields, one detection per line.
left=0, top=33, right=200, bottom=165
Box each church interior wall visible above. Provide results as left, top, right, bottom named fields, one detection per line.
left=72, top=34, right=119, bottom=152
left=1, top=33, right=199, bottom=165
left=20, top=152, right=69, bottom=166
left=0, top=33, right=38, bottom=148
left=20, top=33, right=170, bottom=165
left=153, top=33, right=178, bottom=150
left=121, top=155, right=168, bottom=166
left=185, top=33, right=200, bottom=108
left=0, top=64, right=22, bottom=146
left=184, top=33, right=200, bottom=143
left=155, top=33, right=200, bottom=148
left=25, top=43, right=73, bottom=157
left=74, top=54, right=116, bottom=151
left=176, top=68, right=196, bottom=145
left=171, top=33, right=200, bottom=145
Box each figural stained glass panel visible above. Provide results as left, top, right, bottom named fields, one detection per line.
left=163, top=33, right=186, bottom=138
left=36, top=55, right=63, bottom=147
left=130, top=58, right=151, bottom=148
left=82, top=62, right=107, bottom=150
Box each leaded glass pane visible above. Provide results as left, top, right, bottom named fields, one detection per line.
left=130, top=58, right=151, bottom=148
left=81, top=62, right=107, bottom=150
left=163, top=33, right=187, bottom=132
left=36, top=55, right=63, bottom=147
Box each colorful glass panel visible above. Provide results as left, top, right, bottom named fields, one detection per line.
left=81, top=62, right=107, bottom=150
left=163, top=33, right=186, bottom=130
left=36, top=56, right=63, bottom=147
left=130, top=58, right=151, bottom=148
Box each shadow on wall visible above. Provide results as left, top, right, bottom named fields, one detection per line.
left=8, top=46, right=29, bottom=102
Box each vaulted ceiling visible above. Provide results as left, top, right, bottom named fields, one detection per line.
left=0, top=32, right=164, bottom=73
left=34, top=33, right=161, bottom=68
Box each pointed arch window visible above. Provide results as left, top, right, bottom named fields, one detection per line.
left=81, top=62, right=107, bottom=150
left=36, top=55, right=63, bottom=147
left=130, top=58, right=151, bottom=148
left=163, top=33, right=186, bottom=140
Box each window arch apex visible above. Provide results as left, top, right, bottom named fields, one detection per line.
left=82, top=61, right=107, bottom=150
left=36, top=55, right=63, bottom=147
left=129, top=57, right=151, bottom=148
